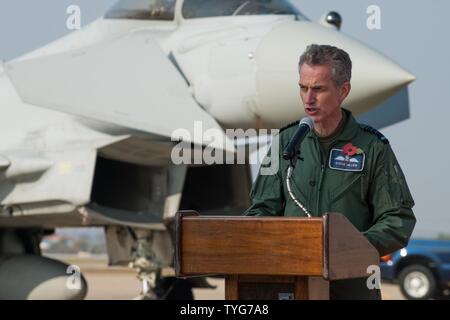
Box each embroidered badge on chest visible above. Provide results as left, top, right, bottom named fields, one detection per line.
left=329, top=143, right=365, bottom=172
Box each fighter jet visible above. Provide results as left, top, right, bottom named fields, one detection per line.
left=0, top=0, right=414, bottom=299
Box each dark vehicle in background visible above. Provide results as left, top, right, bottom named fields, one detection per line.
left=380, top=239, right=450, bottom=299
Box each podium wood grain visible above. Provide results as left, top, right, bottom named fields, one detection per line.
left=179, top=215, right=323, bottom=276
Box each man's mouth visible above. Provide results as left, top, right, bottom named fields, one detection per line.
left=305, top=107, right=319, bottom=116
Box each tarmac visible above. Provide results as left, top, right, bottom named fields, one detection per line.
left=53, top=254, right=404, bottom=300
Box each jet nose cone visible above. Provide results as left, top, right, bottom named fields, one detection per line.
left=343, top=37, right=415, bottom=113
left=254, top=21, right=415, bottom=127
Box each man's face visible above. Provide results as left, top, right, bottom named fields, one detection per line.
left=298, top=63, right=350, bottom=125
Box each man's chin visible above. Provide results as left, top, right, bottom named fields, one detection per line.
left=308, top=114, right=321, bottom=124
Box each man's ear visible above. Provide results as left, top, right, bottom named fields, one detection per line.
left=339, top=82, right=351, bottom=102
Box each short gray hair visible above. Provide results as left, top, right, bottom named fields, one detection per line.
left=298, top=44, right=352, bottom=87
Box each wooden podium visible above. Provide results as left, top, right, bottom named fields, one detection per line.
left=174, top=211, right=379, bottom=300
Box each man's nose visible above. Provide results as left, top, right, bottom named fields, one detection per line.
left=304, top=89, right=315, bottom=104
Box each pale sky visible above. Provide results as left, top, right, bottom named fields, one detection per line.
left=1, top=0, right=449, bottom=238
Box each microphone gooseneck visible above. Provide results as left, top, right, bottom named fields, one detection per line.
left=286, top=166, right=312, bottom=218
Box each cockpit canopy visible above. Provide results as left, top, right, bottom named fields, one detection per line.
left=105, top=0, right=177, bottom=20
left=182, top=0, right=304, bottom=19
left=104, top=0, right=307, bottom=21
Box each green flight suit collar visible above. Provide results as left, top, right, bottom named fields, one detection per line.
left=306, top=108, right=358, bottom=142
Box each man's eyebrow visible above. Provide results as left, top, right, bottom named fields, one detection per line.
left=299, top=83, right=325, bottom=89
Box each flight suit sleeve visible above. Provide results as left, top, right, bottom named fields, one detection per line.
left=362, top=143, right=416, bottom=257
left=243, top=147, right=285, bottom=216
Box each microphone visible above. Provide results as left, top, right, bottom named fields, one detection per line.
left=282, top=117, right=314, bottom=161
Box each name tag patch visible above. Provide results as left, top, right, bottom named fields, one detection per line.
left=329, top=148, right=365, bottom=172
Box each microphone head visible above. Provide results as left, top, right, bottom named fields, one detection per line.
left=299, top=117, right=314, bottom=129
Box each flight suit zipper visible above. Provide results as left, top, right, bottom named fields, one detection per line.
left=314, top=135, right=328, bottom=216
left=315, top=139, right=341, bottom=215
left=315, top=163, right=325, bottom=215
left=361, top=171, right=366, bottom=202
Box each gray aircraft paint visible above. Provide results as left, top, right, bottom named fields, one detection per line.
left=0, top=0, right=445, bottom=238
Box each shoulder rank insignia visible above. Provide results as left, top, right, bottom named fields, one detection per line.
left=359, top=124, right=389, bottom=144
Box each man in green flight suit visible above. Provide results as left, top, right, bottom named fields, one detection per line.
left=244, top=44, right=416, bottom=300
